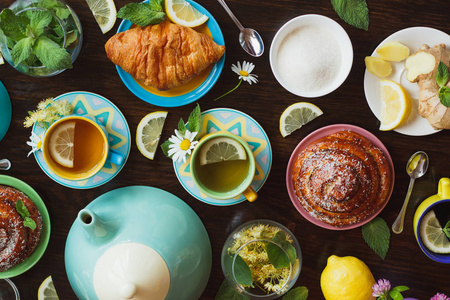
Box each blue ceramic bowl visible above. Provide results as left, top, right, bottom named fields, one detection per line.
left=0, top=81, right=11, bottom=142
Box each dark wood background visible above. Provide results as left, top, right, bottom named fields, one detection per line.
left=1, top=0, right=449, bottom=299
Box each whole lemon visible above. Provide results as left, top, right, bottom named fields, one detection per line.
left=320, top=255, right=375, bottom=300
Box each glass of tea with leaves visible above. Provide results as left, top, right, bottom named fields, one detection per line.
left=0, top=0, right=83, bottom=77
left=221, top=219, right=302, bottom=299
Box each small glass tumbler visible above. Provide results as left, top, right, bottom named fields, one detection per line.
left=221, top=219, right=302, bottom=299
left=0, top=278, right=20, bottom=300
left=0, top=0, right=83, bottom=77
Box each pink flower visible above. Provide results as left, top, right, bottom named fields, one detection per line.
left=372, top=279, right=391, bottom=298
left=430, top=293, right=449, bottom=300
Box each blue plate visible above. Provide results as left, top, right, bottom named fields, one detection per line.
left=0, top=81, right=12, bottom=142
left=115, top=0, right=225, bottom=107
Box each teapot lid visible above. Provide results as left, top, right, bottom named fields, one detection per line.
left=93, top=242, right=170, bottom=300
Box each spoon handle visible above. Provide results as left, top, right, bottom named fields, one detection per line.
left=216, top=0, right=245, bottom=31
left=392, top=177, right=415, bottom=234
left=0, top=159, right=11, bottom=171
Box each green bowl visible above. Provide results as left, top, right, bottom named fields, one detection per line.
left=0, top=175, right=51, bottom=278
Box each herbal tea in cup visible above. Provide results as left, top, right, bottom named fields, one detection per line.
left=42, top=115, right=124, bottom=181
left=190, top=133, right=257, bottom=201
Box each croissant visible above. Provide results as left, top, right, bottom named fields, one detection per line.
left=0, top=185, right=42, bottom=271
left=292, top=130, right=392, bottom=227
left=105, top=21, right=226, bottom=91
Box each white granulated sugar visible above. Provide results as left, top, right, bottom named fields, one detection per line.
left=276, top=26, right=342, bottom=93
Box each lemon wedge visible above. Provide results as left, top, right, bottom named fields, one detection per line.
left=365, top=56, right=392, bottom=77
left=38, top=276, right=59, bottom=300
left=136, top=111, right=168, bottom=160
left=48, top=121, right=75, bottom=168
left=379, top=79, right=411, bottom=131
left=85, top=0, right=117, bottom=34
left=279, top=102, right=323, bottom=137
left=199, top=136, right=246, bottom=166
left=165, top=0, right=208, bottom=27
left=0, top=51, right=4, bottom=65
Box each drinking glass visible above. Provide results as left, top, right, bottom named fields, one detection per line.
left=0, top=278, right=20, bottom=300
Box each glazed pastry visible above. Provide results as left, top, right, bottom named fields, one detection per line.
left=0, top=185, right=42, bottom=272
left=105, top=21, right=226, bottom=90
left=292, top=130, right=392, bottom=227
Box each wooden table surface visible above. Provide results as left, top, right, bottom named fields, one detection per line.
left=1, top=0, right=449, bottom=299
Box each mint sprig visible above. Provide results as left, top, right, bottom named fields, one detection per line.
left=117, top=1, right=166, bottom=27
left=443, top=220, right=450, bottom=240
left=331, top=0, right=369, bottom=31
left=16, top=200, right=37, bottom=230
left=361, top=217, right=390, bottom=259
left=436, top=62, right=450, bottom=108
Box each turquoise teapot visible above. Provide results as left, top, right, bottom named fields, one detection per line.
left=65, top=186, right=212, bottom=300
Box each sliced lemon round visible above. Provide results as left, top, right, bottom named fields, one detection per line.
left=419, top=210, right=450, bottom=254
left=365, top=56, right=392, bottom=77
left=136, top=111, right=168, bottom=160
left=199, top=136, right=246, bottom=166
left=48, top=121, right=75, bottom=168
left=85, top=0, right=117, bottom=34
left=165, top=0, right=209, bottom=27
left=379, top=79, right=411, bottom=131
left=279, top=102, right=323, bottom=137
left=38, top=276, right=59, bottom=300
left=376, top=41, right=410, bottom=62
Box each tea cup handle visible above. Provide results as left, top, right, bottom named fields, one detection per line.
left=107, top=149, right=125, bottom=165
left=243, top=186, right=257, bottom=202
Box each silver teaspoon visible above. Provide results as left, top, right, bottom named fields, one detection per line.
left=0, top=159, right=11, bottom=171
left=392, top=151, right=429, bottom=234
left=216, top=0, right=264, bottom=57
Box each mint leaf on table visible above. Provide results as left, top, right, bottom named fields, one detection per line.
left=331, top=0, right=369, bottom=31
left=215, top=279, right=249, bottom=300
left=267, top=231, right=297, bottom=269
left=160, top=140, right=172, bottom=158
left=443, top=220, right=450, bottom=239
left=389, top=286, right=409, bottom=300
left=117, top=2, right=166, bottom=27
left=282, top=286, right=309, bottom=300
left=361, top=217, right=390, bottom=259
left=223, top=254, right=253, bottom=287
left=187, top=104, right=201, bottom=135
left=177, top=118, right=187, bottom=135
left=11, top=37, right=34, bottom=66
left=33, top=36, right=72, bottom=70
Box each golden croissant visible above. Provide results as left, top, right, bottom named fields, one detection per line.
left=105, top=21, right=226, bottom=91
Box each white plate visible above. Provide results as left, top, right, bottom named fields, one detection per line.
left=363, top=27, right=450, bottom=136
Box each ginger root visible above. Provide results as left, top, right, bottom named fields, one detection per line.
left=404, top=44, right=450, bottom=129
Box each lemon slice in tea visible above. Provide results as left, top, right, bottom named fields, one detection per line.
left=38, top=276, right=59, bottom=300
left=49, top=121, right=75, bottom=168
left=199, top=136, right=246, bottom=166
left=136, top=111, right=168, bottom=160
left=420, top=210, right=450, bottom=254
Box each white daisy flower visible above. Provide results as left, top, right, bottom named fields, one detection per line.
left=167, top=129, right=199, bottom=163
left=231, top=61, right=258, bottom=85
left=26, top=131, right=44, bottom=157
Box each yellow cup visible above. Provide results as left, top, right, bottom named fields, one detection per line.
left=190, top=132, right=257, bottom=202
left=42, top=115, right=124, bottom=181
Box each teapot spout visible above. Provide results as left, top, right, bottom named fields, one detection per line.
left=78, top=209, right=116, bottom=244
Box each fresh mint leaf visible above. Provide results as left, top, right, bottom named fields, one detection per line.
left=11, top=37, right=34, bottom=66
left=53, top=6, right=70, bottom=20
left=117, top=2, right=166, bottom=27
left=37, top=0, right=70, bottom=19
left=0, top=9, right=29, bottom=41
left=331, top=0, right=369, bottom=31
left=65, top=29, right=78, bottom=47
left=282, top=286, right=308, bottom=300
left=444, top=220, right=450, bottom=239
left=389, top=286, right=409, bottom=300
left=27, top=9, right=53, bottom=36
left=161, top=139, right=172, bottom=158
left=187, top=104, right=201, bottom=135
left=361, top=217, right=390, bottom=259
left=439, top=86, right=450, bottom=108
left=436, top=62, right=449, bottom=88
left=215, top=279, right=249, bottom=300
left=16, top=200, right=37, bottom=230
left=33, top=35, right=72, bottom=70
left=177, top=118, right=187, bottom=135
left=267, top=231, right=297, bottom=268
left=223, top=254, right=253, bottom=287
left=23, top=217, right=37, bottom=230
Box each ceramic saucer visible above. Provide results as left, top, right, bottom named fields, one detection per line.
left=32, top=92, right=131, bottom=189
left=173, top=108, right=272, bottom=206
left=0, top=80, right=12, bottom=142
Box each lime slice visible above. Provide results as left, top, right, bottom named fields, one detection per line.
left=419, top=210, right=450, bottom=254
left=279, top=102, right=323, bottom=137
left=136, top=111, right=168, bottom=160
left=165, top=0, right=208, bottom=27
left=38, top=276, right=59, bottom=300
left=48, top=121, right=75, bottom=168
left=85, top=0, right=117, bottom=34
left=199, top=136, right=246, bottom=166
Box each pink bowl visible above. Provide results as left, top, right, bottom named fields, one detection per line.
left=286, top=124, right=395, bottom=230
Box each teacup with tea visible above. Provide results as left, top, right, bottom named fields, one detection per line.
left=190, top=132, right=257, bottom=201
left=42, top=115, right=125, bottom=181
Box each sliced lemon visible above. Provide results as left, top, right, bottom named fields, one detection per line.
left=279, top=102, right=323, bottom=137
left=379, top=79, right=411, bottom=131
left=420, top=210, right=450, bottom=254
left=85, top=0, right=117, bottom=34
left=136, top=111, right=168, bottom=160
left=0, top=51, right=4, bottom=65
left=38, top=276, right=59, bottom=300
left=49, top=121, right=75, bottom=168
left=376, top=41, right=410, bottom=62
left=365, top=56, right=392, bottom=77
left=165, top=0, right=208, bottom=27
left=199, top=136, right=246, bottom=166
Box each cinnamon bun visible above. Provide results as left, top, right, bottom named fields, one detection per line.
left=292, top=130, right=392, bottom=227
left=0, top=185, right=42, bottom=272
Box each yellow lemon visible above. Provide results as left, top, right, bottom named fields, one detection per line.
left=165, top=0, right=208, bottom=27
left=320, top=255, right=375, bottom=300
left=38, top=276, right=59, bottom=300
left=85, top=0, right=117, bottom=34
left=279, top=102, right=323, bottom=137
left=136, top=111, right=168, bottom=160
left=376, top=41, right=410, bottom=62
left=379, top=79, right=411, bottom=131
left=365, top=56, right=392, bottom=77
left=48, top=121, right=75, bottom=168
